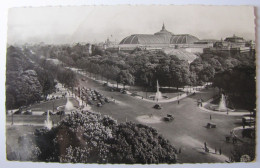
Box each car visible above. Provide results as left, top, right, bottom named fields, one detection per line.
left=164, top=114, right=174, bottom=121
left=153, top=104, right=162, bottom=109
left=42, top=111, right=55, bottom=115
left=97, top=102, right=102, bottom=107
left=23, top=110, right=32, bottom=115
left=100, top=99, right=105, bottom=105
left=81, top=78, right=86, bottom=81
left=206, top=122, right=216, bottom=128
left=56, top=111, right=65, bottom=115
left=14, top=109, right=22, bottom=115
left=104, top=97, right=110, bottom=103
left=87, top=100, right=94, bottom=105
left=163, top=117, right=171, bottom=121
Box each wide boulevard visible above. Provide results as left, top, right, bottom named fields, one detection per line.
left=77, top=73, right=242, bottom=163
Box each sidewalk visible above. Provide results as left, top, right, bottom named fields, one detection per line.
left=199, top=99, right=250, bottom=116
left=130, top=86, right=207, bottom=103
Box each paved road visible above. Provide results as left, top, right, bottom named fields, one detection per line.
left=77, top=74, right=243, bottom=163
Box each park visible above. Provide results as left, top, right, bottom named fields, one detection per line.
left=6, top=63, right=255, bottom=163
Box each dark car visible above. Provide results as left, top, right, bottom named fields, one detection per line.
left=42, top=111, right=55, bottom=115
left=104, top=97, right=110, bottom=103
left=14, top=109, right=22, bottom=115
left=163, top=114, right=174, bottom=121
left=56, top=111, right=65, bottom=115
left=153, top=104, right=162, bottom=109
left=206, top=122, right=216, bottom=128
left=100, top=99, right=105, bottom=105
left=23, top=110, right=32, bottom=115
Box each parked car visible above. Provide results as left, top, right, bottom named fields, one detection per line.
left=23, top=110, right=32, bottom=115
left=104, top=97, right=110, bottom=103
left=42, top=111, right=55, bottom=115
left=97, top=102, right=102, bottom=107
left=14, top=109, right=23, bottom=115
left=56, top=111, right=65, bottom=115
left=100, top=99, right=105, bottom=105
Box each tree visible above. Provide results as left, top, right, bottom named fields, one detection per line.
left=35, top=68, right=56, bottom=100
left=116, top=70, right=135, bottom=89
left=198, top=65, right=215, bottom=83
left=213, top=66, right=256, bottom=110
left=33, top=111, right=177, bottom=163
left=169, top=60, right=190, bottom=90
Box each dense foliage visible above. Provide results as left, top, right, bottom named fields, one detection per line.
left=34, top=111, right=177, bottom=164
left=6, top=45, right=79, bottom=109
left=26, top=44, right=255, bottom=91
left=213, top=66, right=256, bottom=110
left=7, top=43, right=255, bottom=109
left=6, top=46, right=43, bottom=109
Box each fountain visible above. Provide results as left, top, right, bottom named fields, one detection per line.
left=57, top=97, right=76, bottom=113
left=155, top=80, right=162, bottom=101
left=65, top=97, right=75, bottom=111
left=44, top=110, right=53, bottom=129
left=218, top=94, right=227, bottom=111
left=210, top=94, right=231, bottom=112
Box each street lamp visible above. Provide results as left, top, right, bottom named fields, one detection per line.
left=11, top=110, right=14, bottom=125
left=226, top=95, right=229, bottom=115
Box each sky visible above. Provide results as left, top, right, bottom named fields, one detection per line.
left=7, top=5, right=256, bottom=44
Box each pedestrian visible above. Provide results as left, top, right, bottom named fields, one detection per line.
left=219, top=148, right=222, bottom=155
left=178, top=100, right=180, bottom=104
left=204, top=142, right=207, bottom=149
left=210, top=115, right=212, bottom=120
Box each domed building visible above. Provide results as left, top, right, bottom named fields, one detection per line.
left=119, top=23, right=200, bottom=51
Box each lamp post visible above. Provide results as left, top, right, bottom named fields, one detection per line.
left=11, top=110, right=13, bottom=125
left=226, top=95, right=229, bottom=115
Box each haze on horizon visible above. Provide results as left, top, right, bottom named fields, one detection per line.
left=7, top=5, right=255, bottom=45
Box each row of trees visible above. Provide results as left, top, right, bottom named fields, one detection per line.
left=6, top=46, right=79, bottom=109
left=27, top=43, right=255, bottom=91
left=6, top=46, right=45, bottom=109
